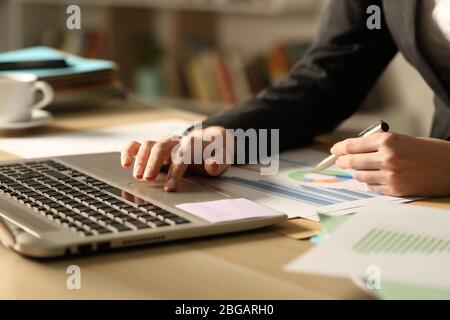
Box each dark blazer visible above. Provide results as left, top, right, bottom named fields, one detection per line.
left=202, top=0, right=450, bottom=152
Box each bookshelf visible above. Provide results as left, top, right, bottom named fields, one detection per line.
left=0, top=0, right=324, bottom=114
left=7, top=0, right=319, bottom=16
left=0, top=0, right=436, bottom=137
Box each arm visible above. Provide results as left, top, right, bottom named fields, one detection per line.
left=203, top=0, right=398, bottom=151
left=121, top=0, right=400, bottom=192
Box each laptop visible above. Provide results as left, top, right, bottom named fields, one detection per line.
left=0, top=152, right=286, bottom=258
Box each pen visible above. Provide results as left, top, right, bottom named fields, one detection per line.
left=314, top=120, right=390, bottom=172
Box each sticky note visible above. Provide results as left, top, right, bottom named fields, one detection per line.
left=176, top=198, right=285, bottom=224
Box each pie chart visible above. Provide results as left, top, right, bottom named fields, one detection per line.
left=288, top=169, right=353, bottom=184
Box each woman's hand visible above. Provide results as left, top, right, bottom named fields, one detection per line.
left=331, top=132, right=450, bottom=197
left=121, top=126, right=230, bottom=192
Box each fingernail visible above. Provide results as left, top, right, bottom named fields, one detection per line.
left=121, top=155, right=130, bottom=166
left=144, top=167, right=154, bottom=179
left=209, top=161, right=218, bottom=171
left=134, top=165, right=144, bottom=177
left=205, top=157, right=218, bottom=166
left=165, top=178, right=177, bottom=191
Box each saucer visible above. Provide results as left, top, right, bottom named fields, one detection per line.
left=0, top=109, right=53, bottom=130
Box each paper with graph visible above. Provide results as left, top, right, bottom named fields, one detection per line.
left=195, top=148, right=410, bottom=220
left=285, top=204, right=450, bottom=289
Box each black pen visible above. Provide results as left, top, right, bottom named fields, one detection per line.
left=314, top=120, right=390, bottom=172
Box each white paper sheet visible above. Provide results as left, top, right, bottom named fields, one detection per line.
left=194, top=148, right=409, bottom=220
left=285, top=203, right=450, bottom=290
left=0, top=119, right=191, bottom=158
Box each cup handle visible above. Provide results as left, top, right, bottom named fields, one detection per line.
left=32, top=81, right=54, bottom=110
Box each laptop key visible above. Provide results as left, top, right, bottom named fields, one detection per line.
left=94, top=227, right=111, bottom=235
left=148, top=219, right=170, bottom=227
left=105, top=198, right=123, bottom=205
left=140, top=204, right=159, bottom=211
left=44, top=170, right=67, bottom=180
left=126, top=220, right=152, bottom=229
left=107, top=222, right=131, bottom=232
left=167, top=217, right=190, bottom=225
left=70, top=203, right=87, bottom=210
left=138, top=215, right=155, bottom=222
left=106, top=211, right=122, bottom=219
left=17, top=173, right=40, bottom=180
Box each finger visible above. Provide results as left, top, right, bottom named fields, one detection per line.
left=163, top=137, right=196, bottom=191
left=164, top=162, right=189, bottom=192
left=143, top=140, right=178, bottom=181
left=133, top=141, right=156, bottom=179
left=204, top=158, right=230, bottom=177
left=121, top=141, right=141, bottom=168
left=353, top=170, right=384, bottom=184
left=331, top=133, right=386, bottom=156
left=335, top=153, right=382, bottom=170
left=163, top=153, right=172, bottom=166
left=367, top=184, right=388, bottom=195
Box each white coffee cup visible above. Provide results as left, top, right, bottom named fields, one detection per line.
left=0, top=73, right=54, bottom=124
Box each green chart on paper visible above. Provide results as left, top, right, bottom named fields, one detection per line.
left=352, top=228, right=450, bottom=255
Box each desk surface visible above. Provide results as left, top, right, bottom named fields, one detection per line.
left=0, top=99, right=448, bottom=299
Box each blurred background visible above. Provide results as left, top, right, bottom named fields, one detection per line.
left=0, top=0, right=436, bottom=137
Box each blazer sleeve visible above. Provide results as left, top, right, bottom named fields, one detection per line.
left=201, top=0, right=398, bottom=152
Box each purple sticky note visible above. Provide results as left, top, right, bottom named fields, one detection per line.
left=176, top=198, right=285, bottom=224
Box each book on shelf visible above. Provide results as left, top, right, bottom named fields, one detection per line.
left=185, top=53, right=211, bottom=111
left=42, top=28, right=107, bottom=59
left=177, top=40, right=310, bottom=110
left=267, top=45, right=292, bottom=83
left=245, top=55, right=271, bottom=96
left=212, top=52, right=237, bottom=105
left=148, top=0, right=317, bottom=14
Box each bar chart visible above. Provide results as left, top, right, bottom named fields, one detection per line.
left=220, top=176, right=376, bottom=207
left=353, top=228, right=450, bottom=255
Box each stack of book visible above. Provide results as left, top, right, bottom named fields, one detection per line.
left=180, top=41, right=310, bottom=107
left=0, top=46, right=125, bottom=111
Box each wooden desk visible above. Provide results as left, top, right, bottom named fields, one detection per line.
left=0, top=99, right=448, bottom=299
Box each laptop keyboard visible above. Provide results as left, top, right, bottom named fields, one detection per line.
left=0, top=160, right=190, bottom=237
